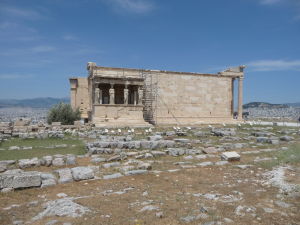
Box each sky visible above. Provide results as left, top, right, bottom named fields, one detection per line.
left=0, top=0, right=299, bottom=104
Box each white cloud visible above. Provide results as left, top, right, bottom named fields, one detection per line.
left=0, top=45, right=56, bottom=57
left=0, top=6, right=41, bottom=20
left=62, top=34, right=77, bottom=41
left=0, top=20, right=40, bottom=42
left=0, top=22, right=18, bottom=29
left=107, top=0, right=154, bottom=14
left=31, top=46, right=56, bottom=53
left=259, top=0, right=300, bottom=19
left=259, top=0, right=282, bottom=5
left=247, top=59, right=300, bottom=71
left=0, top=74, right=34, bottom=79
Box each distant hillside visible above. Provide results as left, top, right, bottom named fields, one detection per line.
left=0, top=97, right=70, bottom=108
left=286, top=102, right=300, bottom=107
left=243, top=102, right=289, bottom=109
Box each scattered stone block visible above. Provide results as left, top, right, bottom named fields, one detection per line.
left=197, top=162, right=214, bottom=167
left=184, top=155, right=194, bottom=160
left=41, top=156, right=53, bottom=167
left=174, top=138, right=189, bottom=143
left=280, top=136, right=293, bottom=142
left=275, top=200, right=292, bottom=208
left=194, top=131, right=207, bottom=137
left=119, top=166, right=135, bottom=173
left=0, top=170, right=41, bottom=189
left=139, top=205, right=159, bottom=212
left=71, top=167, right=94, bottom=181
left=212, top=128, right=236, bottom=137
left=215, top=161, right=229, bottom=166
left=195, top=155, right=207, bottom=159
left=202, top=147, right=218, bottom=154
left=0, top=160, right=15, bottom=172
left=107, top=155, right=122, bottom=162
left=221, top=152, right=240, bottom=161
left=102, top=162, right=120, bottom=168
left=256, top=137, right=269, bottom=143
left=144, top=153, right=153, bottom=158
left=66, top=155, right=77, bottom=165
left=269, top=139, right=279, bottom=145
left=41, top=173, right=56, bottom=180
left=166, top=131, right=176, bottom=136
left=32, top=198, right=90, bottom=220
left=124, top=170, right=148, bottom=176
left=55, top=168, right=73, bottom=184
left=1, top=187, right=14, bottom=193
left=41, top=179, right=57, bottom=188
left=91, top=157, right=106, bottom=164
left=148, top=135, right=163, bottom=141
left=18, top=158, right=40, bottom=169
left=12, top=220, right=24, bottom=225
left=103, top=173, right=123, bottom=180
left=167, top=148, right=185, bottom=156
left=52, top=158, right=65, bottom=167
left=137, top=162, right=152, bottom=170
left=235, top=165, right=252, bottom=169
left=151, top=151, right=166, bottom=157
left=156, top=211, right=164, bottom=218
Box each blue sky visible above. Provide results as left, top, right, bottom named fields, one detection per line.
left=0, top=0, right=299, bottom=103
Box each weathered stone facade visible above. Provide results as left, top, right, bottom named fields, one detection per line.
left=69, top=63, right=245, bottom=127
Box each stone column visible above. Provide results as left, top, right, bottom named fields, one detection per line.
left=138, top=86, right=143, bottom=105
left=109, top=83, right=115, bottom=104
left=94, top=88, right=100, bottom=104
left=99, top=89, right=103, bottom=104
left=133, top=88, right=137, bottom=105
left=238, top=77, right=244, bottom=120
left=124, top=84, right=129, bottom=105
left=232, top=78, right=235, bottom=117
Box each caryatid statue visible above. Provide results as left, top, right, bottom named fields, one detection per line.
left=94, top=88, right=100, bottom=104
left=124, top=85, right=129, bottom=105
left=109, top=84, right=115, bottom=104
left=138, top=87, right=143, bottom=105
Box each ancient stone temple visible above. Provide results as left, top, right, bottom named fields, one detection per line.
left=69, top=62, right=245, bottom=127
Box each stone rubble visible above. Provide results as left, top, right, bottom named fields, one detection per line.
left=0, top=123, right=299, bottom=225
left=32, top=197, right=91, bottom=221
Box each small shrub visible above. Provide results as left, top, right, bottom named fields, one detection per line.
left=47, top=103, right=81, bottom=125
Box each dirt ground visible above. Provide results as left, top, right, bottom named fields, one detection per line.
left=0, top=155, right=299, bottom=225
left=1, top=125, right=300, bottom=225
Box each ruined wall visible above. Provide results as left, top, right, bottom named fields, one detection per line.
left=70, top=78, right=89, bottom=119
left=153, top=72, right=233, bottom=125
left=92, top=105, right=147, bottom=127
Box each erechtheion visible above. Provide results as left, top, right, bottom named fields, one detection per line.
left=69, top=62, right=245, bottom=127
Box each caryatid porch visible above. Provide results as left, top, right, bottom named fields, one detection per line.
left=90, top=77, right=149, bottom=127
